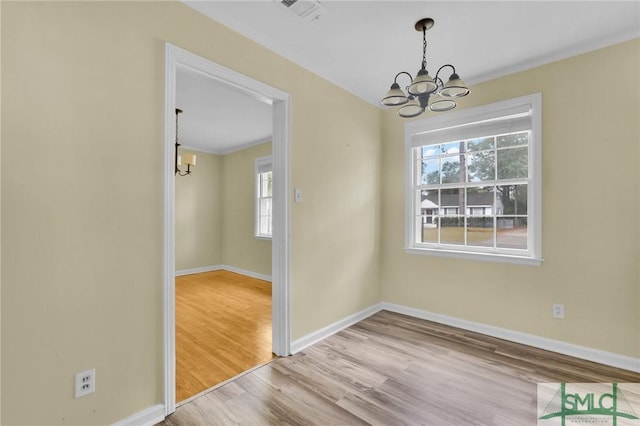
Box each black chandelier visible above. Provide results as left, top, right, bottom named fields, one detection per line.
left=381, top=18, right=469, bottom=118
left=174, top=108, right=196, bottom=176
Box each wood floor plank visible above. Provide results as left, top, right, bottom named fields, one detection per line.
left=163, top=310, right=640, bottom=425
left=175, top=270, right=273, bottom=402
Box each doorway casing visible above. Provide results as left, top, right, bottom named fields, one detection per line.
left=163, top=43, right=291, bottom=415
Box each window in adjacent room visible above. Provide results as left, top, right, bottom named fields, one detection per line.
left=255, top=156, right=273, bottom=239
left=404, top=93, right=542, bottom=265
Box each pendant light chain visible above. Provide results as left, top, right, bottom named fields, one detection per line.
left=175, top=109, right=181, bottom=147
left=422, top=25, right=427, bottom=70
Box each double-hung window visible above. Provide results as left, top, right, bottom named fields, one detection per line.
left=405, top=93, right=542, bottom=265
left=255, top=156, right=273, bottom=239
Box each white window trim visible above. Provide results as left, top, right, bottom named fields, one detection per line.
left=404, top=93, right=543, bottom=266
left=255, top=155, right=273, bottom=239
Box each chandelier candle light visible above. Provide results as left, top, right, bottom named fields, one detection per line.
left=381, top=18, right=469, bottom=118
left=175, top=108, right=196, bottom=176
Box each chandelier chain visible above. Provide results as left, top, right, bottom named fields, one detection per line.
left=175, top=111, right=180, bottom=146
left=422, top=25, right=427, bottom=69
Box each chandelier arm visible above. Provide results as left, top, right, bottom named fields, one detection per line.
left=394, top=71, right=414, bottom=85
left=434, top=64, right=456, bottom=82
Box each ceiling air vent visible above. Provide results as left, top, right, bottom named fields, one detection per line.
left=281, top=0, right=326, bottom=22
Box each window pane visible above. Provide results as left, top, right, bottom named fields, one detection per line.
left=440, top=188, right=464, bottom=215
left=441, top=155, right=464, bottom=184
left=421, top=158, right=440, bottom=184
left=259, top=174, right=264, bottom=196
left=260, top=216, right=272, bottom=235
left=419, top=190, right=439, bottom=243
left=260, top=173, right=267, bottom=196
left=420, top=215, right=438, bottom=243
left=255, top=161, right=273, bottom=238
left=497, top=146, right=528, bottom=180
left=466, top=186, right=494, bottom=214
left=421, top=145, right=440, bottom=158
left=440, top=216, right=465, bottom=245
left=420, top=190, right=438, bottom=211
left=467, top=137, right=494, bottom=152
left=497, top=217, right=527, bottom=249
left=260, top=197, right=272, bottom=235
left=467, top=151, right=495, bottom=182
left=466, top=186, right=495, bottom=247
left=440, top=188, right=464, bottom=245
left=261, top=171, right=273, bottom=197
left=497, top=132, right=528, bottom=148
left=260, top=197, right=272, bottom=216
left=467, top=217, right=494, bottom=248
left=496, top=184, right=527, bottom=215
left=441, top=141, right=463, bottom=155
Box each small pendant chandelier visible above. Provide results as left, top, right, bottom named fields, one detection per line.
left=174, top=108, right=196, bottom=176
left=381, top=18, right=469, bottom=118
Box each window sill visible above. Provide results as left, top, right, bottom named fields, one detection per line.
left=404, top=247, right=543, bottom=266
left=255, top=235, right=272, bottom=241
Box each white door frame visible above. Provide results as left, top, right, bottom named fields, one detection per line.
left=163, top=43, right=291, bottom=415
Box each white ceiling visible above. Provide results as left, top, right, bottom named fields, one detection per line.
left=179, top=0, right=639, bottom=152
left=176, top=66, right=273, bottom=154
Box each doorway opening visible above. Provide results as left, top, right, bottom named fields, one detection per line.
left=163, top=43, right=291, bottom=415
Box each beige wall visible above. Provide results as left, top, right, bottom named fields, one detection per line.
left=289, top=91, right=382, bottom=339
left=380, top=39, right=640, bottom=359
left=221, top=142, right=272, bottom=276
left=0, top=2, right=381, bottom=425
left=175, top=142, right=273, bottom=277
left=175, top=149, right=222, bottom=271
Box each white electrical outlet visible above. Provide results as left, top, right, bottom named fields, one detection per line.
left=552, top=304, right=565, bottom=319
left=75, top=368, right=95, bottom=398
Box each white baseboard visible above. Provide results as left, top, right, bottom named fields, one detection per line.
left=380, top=302, right=640, bottom=374
left=290, top=303, right=384, bottom=354
left=111, top=404, right=165, bottom=426
left=222, top=265, right=272, bottom=282
left=175, top=265, right=271, bottom=282
left=291, top=302, right=639, bottom=372
left=175, top=265, right=222, bottom=276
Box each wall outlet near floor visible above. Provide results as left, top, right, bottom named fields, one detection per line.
left=552, top=304, right=565, bottom=319
left=75, top=368, right=95, bottom=398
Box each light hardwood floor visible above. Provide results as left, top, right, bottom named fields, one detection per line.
left=163, top=310, right=639, bottom=425
left=175, top=270, right=273, bottom=402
